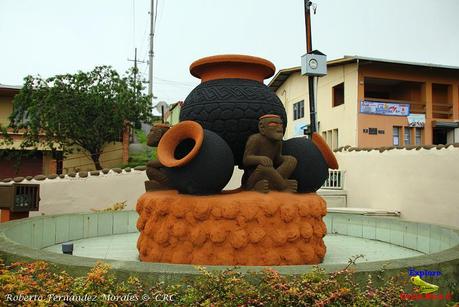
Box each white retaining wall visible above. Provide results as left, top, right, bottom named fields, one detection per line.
left=0, top=168, right=243, bottom=216
left=335, top=146, right=459, bottom=228
left=2, top=146, right=458, bottom=228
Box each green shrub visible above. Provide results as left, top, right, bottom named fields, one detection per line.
left=134, top=129, right=148, bottom=145
left=0, top=258, right=432, bottom=306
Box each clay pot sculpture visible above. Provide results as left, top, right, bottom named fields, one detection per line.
left=282, top=133, right=339, bottom=193
left=157, top=121, right=234, bottom=195
left=180, top=55, right=287, bottom=166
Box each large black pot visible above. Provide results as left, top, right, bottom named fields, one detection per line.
left=282, top=133, right=339, bottom=193
left=179, top=55, right=287, bottom=166
left=157, top=121, right=234, bottom=195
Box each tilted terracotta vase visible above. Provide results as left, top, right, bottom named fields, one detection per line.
left=157, top=120, right=234, bottom=195
left=180, top=55, right=287, bottom=166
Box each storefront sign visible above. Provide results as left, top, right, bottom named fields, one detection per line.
left=360, top=100, right=410, bottom=116
left=408, top=114, right=426, bottom=127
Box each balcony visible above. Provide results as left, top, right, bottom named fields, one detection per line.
left=363, top=77, right=455, bottom=120
left=364, top=77, right=425, bottom=115
left=432, top=83, right=453, bottom=119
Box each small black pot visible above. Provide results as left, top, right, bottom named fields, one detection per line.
left=282, top=133, right=339, bottom=193
left=62, top=242, right=74, bottom=255
left=158, top=121, right=234, bottom=195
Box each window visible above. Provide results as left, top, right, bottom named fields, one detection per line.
left=415, top=128, right=422, bottom=145
left=393, top=126, right=400, bottom=145
left=332, top=129, right=339, bottom=150
left=293, top=100, right=304, bottom=120
left=404, top=127, right=412, bottom=145
left=322, top=129, right=339, bottom=150
left=326, top=131, right=332, bottom=148
left=332, top=83, right=344, bottom=107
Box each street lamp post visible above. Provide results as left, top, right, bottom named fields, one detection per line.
left=304, top=0, right=316, bottom=136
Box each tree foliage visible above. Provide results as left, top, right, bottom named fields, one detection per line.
left=6, top=66, right=152, bottom=170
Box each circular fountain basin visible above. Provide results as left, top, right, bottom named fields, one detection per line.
left=42, top=232, right=423, bottom=264
left=1, top=210, right=458, bottom=285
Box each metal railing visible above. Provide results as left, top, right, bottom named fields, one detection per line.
left=322, top=169, right=345, bottom=190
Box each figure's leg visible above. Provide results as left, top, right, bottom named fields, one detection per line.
left=276, top=155, right=297, bottom=179
left=253, top=179, right=270, bottom=193
left=244, top=165, right=266, bottom=190
left=284, top=179, right=298, bottom=193
left=244, top=165, right=288, bottom=192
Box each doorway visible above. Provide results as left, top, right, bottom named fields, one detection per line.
left=432, top=128, right=447, bottom=145
left=432, top=127, right=456, bottom=145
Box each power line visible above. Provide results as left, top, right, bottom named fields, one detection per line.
left=153, top=76, right=197, bottom=86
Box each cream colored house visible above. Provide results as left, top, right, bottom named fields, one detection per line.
left=269, top=56, right=459, bottom=149
left=0, top=84, right=128, bottom=178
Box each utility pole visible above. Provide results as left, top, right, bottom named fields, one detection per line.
left=128, top=48, right=147, bottom=98
left=148, top=0, right=155, bottom=102
left=132, top=48, right=138, bottom=89
left=304, top=0, right=317, bottom=135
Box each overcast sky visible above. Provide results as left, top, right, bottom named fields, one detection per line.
left=1, top=0, right=458, bottom=103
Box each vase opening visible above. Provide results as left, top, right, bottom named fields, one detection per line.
left=158, top=121, right=204, bottom=168
left=174, top=138, right=196, bottom=160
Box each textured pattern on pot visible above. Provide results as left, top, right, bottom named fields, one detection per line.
left=157, top=120, right=234, bottom=195
left=180, top=55, right=287, bottom=166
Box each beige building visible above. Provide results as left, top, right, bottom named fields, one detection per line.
left=0, top=84, right=54, bottom=178
left=0, top=84, right=128, bottom=178
left=269, top=56, right=459, bottom=149
left=165, top=101, right=183, bottom=125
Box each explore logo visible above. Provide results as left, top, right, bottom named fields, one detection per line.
left=399, top=268, right=452, bottom=301
left=408, top=267, right=442, bottom=278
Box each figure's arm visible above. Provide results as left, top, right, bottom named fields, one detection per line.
left=243, top=135, right=273, bottom=167
left=272, top=142, right=296, bottom=178
left=273, top=143, right=285, bottom=167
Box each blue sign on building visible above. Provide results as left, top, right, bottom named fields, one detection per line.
left=360, top=100, right=410, bottom=116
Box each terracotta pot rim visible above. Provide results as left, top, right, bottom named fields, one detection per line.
left=311, top=132, right=339, bottom=170
left=157, top=121, right=204, bottom=168
left=190, top=54, right=276, bottom=82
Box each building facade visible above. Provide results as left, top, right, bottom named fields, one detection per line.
left=165, top=101, right=183, bottom=125
left=0, top=85, right=55, bottom=178
left=269, top=56, right=459, bottom=149
left=0, top=84, right=128, bottom=178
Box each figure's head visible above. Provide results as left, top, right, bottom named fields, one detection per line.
left=258, top=114, right=284, bottom=141
left=147, top=124, right=171, bottom=147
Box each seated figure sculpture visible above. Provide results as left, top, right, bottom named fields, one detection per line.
left=242, top=114, right=298, bottom=193
left=145, top=124, right=170, bottom=191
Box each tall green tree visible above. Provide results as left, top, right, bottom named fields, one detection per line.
left=7, top=66, right=152, bottom=170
